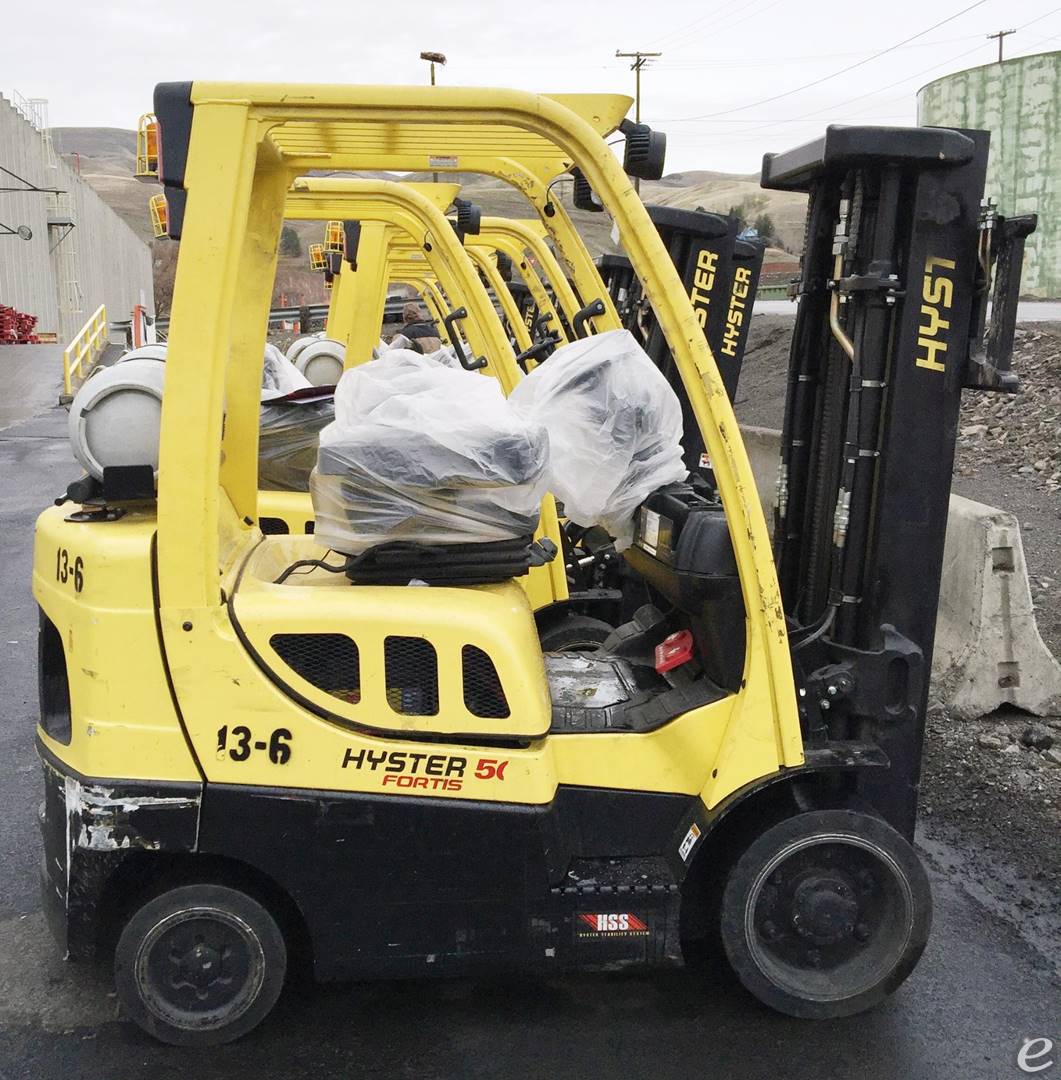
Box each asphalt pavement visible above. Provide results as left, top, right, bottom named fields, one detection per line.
left=0, top=391, right=1058, bottom=1080
left=0, top=346, right=63, bottom=429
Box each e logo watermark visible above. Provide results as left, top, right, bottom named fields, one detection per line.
left=1019, top=1039, right=1055, bottom=1074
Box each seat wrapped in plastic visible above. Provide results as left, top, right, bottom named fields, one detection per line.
left=510, top=329, right=687, bottom=546
left=259, top=396, right=335, bottom=491
left=258, top=345, right=331, bottom=491
left=310, top=349, right=550, bottom=556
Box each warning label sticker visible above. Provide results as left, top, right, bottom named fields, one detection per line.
left=679, top=822, right=702, bottom=863
left=641, top=508, right=661, bottom=555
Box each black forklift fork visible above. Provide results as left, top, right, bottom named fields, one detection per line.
left=762, top=125, right=1036, bottom=838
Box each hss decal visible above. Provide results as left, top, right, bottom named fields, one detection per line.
left=577, top=913, right=650, bottom=938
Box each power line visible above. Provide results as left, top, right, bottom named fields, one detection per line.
left=779, top=43, right=986, bottom=119
left=1016, top=4, right=1061, bottom=30
left=775, top=5, right=1061, bottom=122
left=653, top=5, right=1059, bottom=140
left=652, top=32, right=987, bottom=69
left=676, top=0, right=788, bottom=44
left=658, top=0, right=990, bottom=122
left=650, top=40, right=984, bottom=147
left=643, top=0, right=733, bottom=50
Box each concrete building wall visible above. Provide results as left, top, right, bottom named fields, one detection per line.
left=0, top=94, right=153, bottom=340
left=918, top=51, right=1060, bottom=299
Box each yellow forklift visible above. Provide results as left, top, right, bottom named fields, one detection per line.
left=36, top=84, right=1031, bottom=1045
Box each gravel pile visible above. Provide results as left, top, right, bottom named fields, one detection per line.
left=955, top=324, right=1061, bottom=493
left=920, top=707, right=1061, bottom=962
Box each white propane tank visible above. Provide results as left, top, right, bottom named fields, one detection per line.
left=295, top=338, right=345, bottom=385
left=116, top=343, right=168, bottom=363
left=285, top=333, right=322, bottom=365
left=68, top=359, right=166, bottom=481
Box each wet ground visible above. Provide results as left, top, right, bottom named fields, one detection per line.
left=0, top=345, right=63, bottom=429
left=0, top=382, right=1058, bottom=1079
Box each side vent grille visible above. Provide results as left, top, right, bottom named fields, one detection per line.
left=385, top=636, right=439, bottom=716
left=270, top=633, right=360, bottom=703
left=462, top=645, right=510, bottom=718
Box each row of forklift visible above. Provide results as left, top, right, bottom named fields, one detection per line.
left=35, top=81, right=1034, bottom=1044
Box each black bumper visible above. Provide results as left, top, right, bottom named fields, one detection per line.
left=37, top=740, right=201, bottom=959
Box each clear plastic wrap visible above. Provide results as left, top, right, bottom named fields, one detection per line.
left=426, top=344, right=461, bottom=369
left=262, top=344, right=312, bottom=401
left=311, top=349, right=550, bottom=554
left=258, top=397, right=336, bottom=491
left=509, top=329, right=687, bottom=546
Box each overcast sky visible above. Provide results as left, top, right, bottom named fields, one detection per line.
left=6, top=0, right=1060, bottom=173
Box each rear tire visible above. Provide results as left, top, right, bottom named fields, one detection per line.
left=719, top=809, right=931, bottom=1018
left=539, top=614, right=614, bottom=652
left=114, top=883, right=287, bottom=1046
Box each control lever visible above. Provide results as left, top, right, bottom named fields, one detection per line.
left=530, top=312, right=554, bottom=340
left=442, top=307, right=488, bottom=371
left=514, top=335, right=560, bottom=372
left=572, top=297, right=606, bottom=339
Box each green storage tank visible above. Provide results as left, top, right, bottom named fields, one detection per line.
left=918, top=50, right=1060, bottom=299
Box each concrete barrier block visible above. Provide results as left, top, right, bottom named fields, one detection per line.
left=934, top=495, right=1061, bottom=719
left=737, top=425, right=781, bottom=531
left=737, top=425, right=1061, bottom=719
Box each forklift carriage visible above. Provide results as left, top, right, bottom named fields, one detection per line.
left=33, top=82, right=1029, bottom=1045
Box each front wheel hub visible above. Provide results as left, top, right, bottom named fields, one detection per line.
left=175, top=942, right=225, bottom=990
left=137, top=909, right=265, bottom=1026
left=792, top=875, right=859, bottom=945
left=748, top=835, right=916, bottom=997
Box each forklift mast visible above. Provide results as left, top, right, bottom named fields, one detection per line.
left=762, top=125, right=1036, bottom=837
left=596, top=206, right=766, bottom=473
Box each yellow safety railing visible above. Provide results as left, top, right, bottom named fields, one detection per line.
left=62, top=304, right=107, bottom=396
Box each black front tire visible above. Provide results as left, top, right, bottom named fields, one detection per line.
left=720, top=809, right=931, bottom=1019
left=114, top=883, right=288, bottom=1046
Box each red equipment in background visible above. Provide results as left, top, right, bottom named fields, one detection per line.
left=0, top=304, right=40, bottom=344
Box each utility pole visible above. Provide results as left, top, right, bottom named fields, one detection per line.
left=987, top=29, right=1016, bottom=63
left=616, top=49, right=661, bottom=192
left=420, top=51, right=447, bottom=182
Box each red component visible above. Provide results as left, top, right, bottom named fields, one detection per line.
left=0, top=304, right=39, bottom=344
left=654, top=629, right=695, bottom=674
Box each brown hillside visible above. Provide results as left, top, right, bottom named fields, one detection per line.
left=60, top=127, right=806, bottom=307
